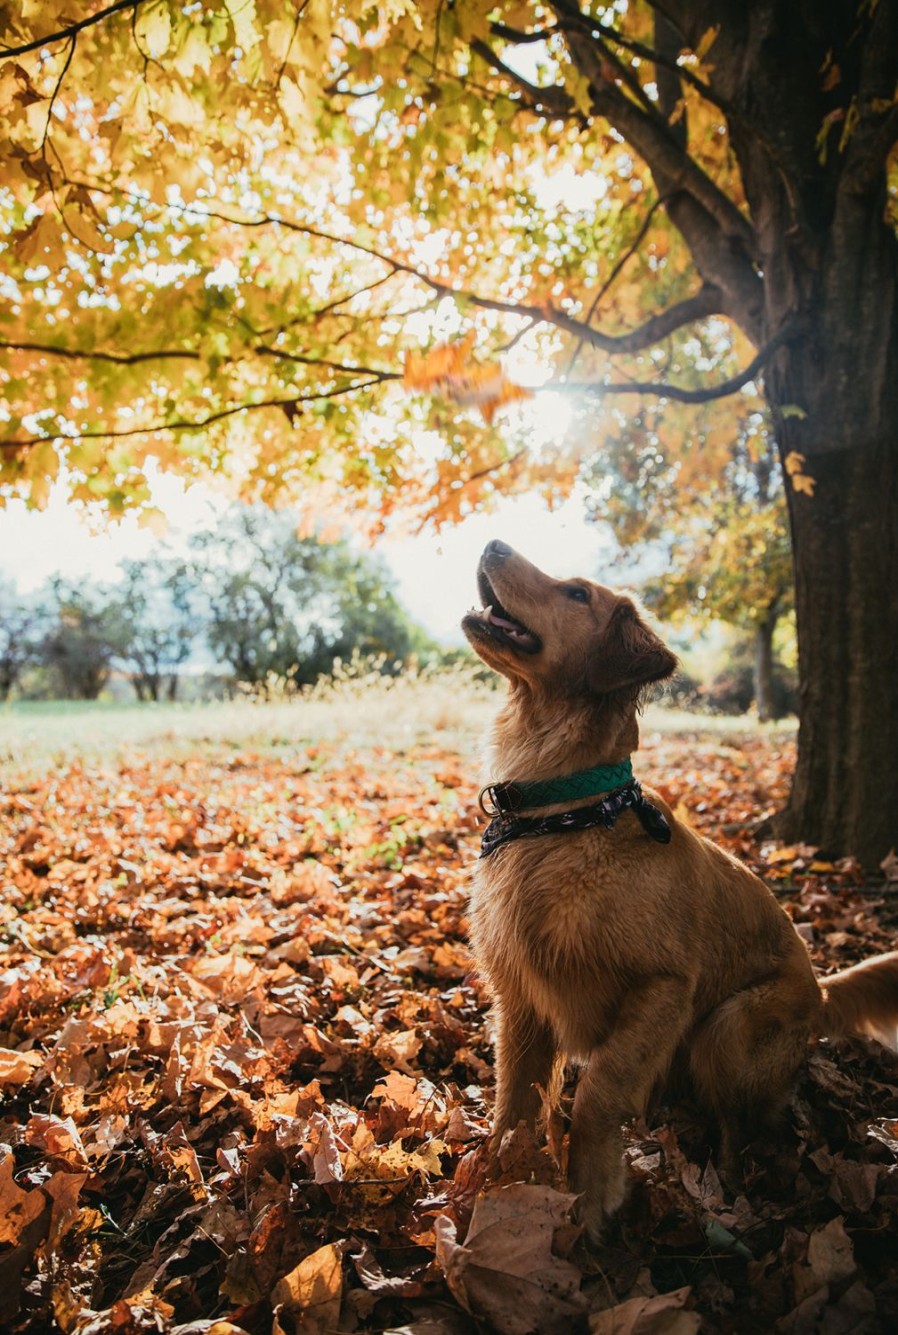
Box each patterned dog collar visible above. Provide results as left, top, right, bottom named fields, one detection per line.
left=480, top=780, right=671, bottom=858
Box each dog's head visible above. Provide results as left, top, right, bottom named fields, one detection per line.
left=462, top=540, right=677, bottom=700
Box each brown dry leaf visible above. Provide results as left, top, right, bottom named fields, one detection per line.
left=24, top=1113, right=89, bottom=1168
left=589, top=1287, right=701, bottom=1334
left=0, top=1047, right=42, bottom=1086
left=793, top=1215, right=856, bottom=1303
left=828, top=1160, right=880, bottom=1213
left=43, top=1170, right=90, bottom=1251
left=0, top=1151, right=48, bottom=1247
left=435, top=1183, right=586, bottom=1334
left=170, top=1322, right=253, bottom=1334
left=880, top=848, right=898, bottom=882
left=271, top=1241, right=344, bottom=1334
left=373, top=1026, right=423, bottom=1073
left=306, top=1111, right=344, bottom=1184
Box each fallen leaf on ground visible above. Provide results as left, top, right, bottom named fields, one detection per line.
left=435, top=1183, right=586, bottom=1334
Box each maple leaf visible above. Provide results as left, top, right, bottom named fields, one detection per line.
left=790, top=471, right=817, bottom=496
left=271, top=1242, right=344, bottom=1335
left=403, top=333, right=531, bottom=424
left=784, top=450, right=816, bottom=496
left=590, top=1287, right=701, bottom=1334
left=0, top=1047, right=42, bottom=1086
left=435, top=1183, right=587, bottom=1334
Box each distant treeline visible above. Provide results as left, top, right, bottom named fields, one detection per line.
left=0, top=506, right=443, bottom=702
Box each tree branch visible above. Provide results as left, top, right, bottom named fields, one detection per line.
left=413, top=280, right=724, bottom=353
left=558, top=322, right=800, bottom=404
left=555, top=7, right=754, bottom=255
left=0, top=340, right=197, bottom=365
left=0, top=0, right=148, bottom=60
left=0, top=375, right=399, bottom=452
left=565, top=195, right=668, bottom=375
left=462, top=448, right=527, bottom=486
left=0, top=338, right=398, bottom=382
left=572, top=14, right=737, bottom=124
left=254, top=347, right=395, bottom=378
left=488, top=22, right=560, bottom=46
left=468, top=5, right=763, bottom=338
left=469, top=38, right=578, bottom=120
left=58, top=182, right=730, bottom=357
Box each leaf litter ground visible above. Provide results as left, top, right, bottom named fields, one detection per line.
left=1, top=696, right=897, bottom=1335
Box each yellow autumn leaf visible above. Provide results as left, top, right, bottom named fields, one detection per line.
left=224, top=0, right=260, bottom=52
left=278, top=75, right=305, bottom=123
left=791, top=471, right=817, bottom=497
left=784, top=450, right=806, bottom=475
left=695, top=25, right=720, bottom=62
left=138, top=507, right=169, bottom=537
left=135, top=6, right=172, bottom=59
left=271, top=1242, right=343, bottom=1328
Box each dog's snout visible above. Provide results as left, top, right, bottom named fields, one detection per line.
left=484, top=539, right=513, bottom=559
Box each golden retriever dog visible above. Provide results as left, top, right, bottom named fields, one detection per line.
left=462, top=540, right=898, bottom=1239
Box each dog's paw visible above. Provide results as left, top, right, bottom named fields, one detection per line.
left=573, top=1172, right=628, bottom=1245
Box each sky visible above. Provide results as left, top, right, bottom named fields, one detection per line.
left=0, top=472, right=615, bottom=646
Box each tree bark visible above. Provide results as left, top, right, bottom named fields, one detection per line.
left=759, top=162, right=898, bottom=866
left=654, top=0, right=898, bottom=866
left=774, top=437, right=898, bottom=867
left=753, top=618, right=776, bottom=724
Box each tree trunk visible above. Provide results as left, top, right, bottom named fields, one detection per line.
left=637, top=0, right=898, bottom=867
left=751, top=152, right=898, bottom=867
left=775, top=438, right=898, bottom=868
left=753, top=618, right=776, bottom=723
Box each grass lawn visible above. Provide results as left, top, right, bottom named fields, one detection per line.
left=0, top=676, right=795, bottom=772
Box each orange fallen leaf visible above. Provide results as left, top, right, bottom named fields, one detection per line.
left=0, top=1048, right=42, bottom=1087
left=272, top=1242, right=344, bottom=1335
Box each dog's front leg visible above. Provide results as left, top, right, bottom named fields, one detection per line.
left=569, top=979, right=690, bottom=1241
left=492, top=1000, right=557, bottom=1138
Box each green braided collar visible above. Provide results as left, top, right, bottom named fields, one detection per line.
left=479, top=758, right=634, bottom=815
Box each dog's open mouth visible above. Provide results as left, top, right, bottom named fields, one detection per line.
left=462, top=570, right=541, bottom=654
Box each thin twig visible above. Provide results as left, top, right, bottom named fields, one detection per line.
left=0, top=0, right=148, bottom=59
left=40, top=35, right=76, bottom=156
left=565, top=195, right=667, bottom=377
left=0, top=375, right=398, bottom=452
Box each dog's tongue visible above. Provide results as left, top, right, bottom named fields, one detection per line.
left=487, top=607, right=521, bottom=632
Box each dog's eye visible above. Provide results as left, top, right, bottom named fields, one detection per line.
left=565, top=585, right=589, bottom=604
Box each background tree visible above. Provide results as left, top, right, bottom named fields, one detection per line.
left=118, top=556, right=196, bottom=701
left=42, top=580, right=130, bottom=699
left=0, top=3, right=896, bottom=861
left=644, top=499, right=793, bottom=721
left=581, top=401, right=793, bottom=718
left=192, top=506, right=429, bottom=689
left=0, top=575, right=42, bottom=700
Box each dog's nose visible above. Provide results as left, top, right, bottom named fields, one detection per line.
left=484, top=539, right=513, bottom=559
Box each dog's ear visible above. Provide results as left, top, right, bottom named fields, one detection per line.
left=590, top=598, right=678, bottom=696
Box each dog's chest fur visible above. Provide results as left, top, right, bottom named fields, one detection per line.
left=471, top=825, right=659, bottom=1057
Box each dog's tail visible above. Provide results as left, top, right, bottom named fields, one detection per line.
left=819, top=952, right=898, bottom=1049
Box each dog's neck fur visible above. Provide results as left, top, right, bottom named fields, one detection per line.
left=488, top=684, right=639, bottom=782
